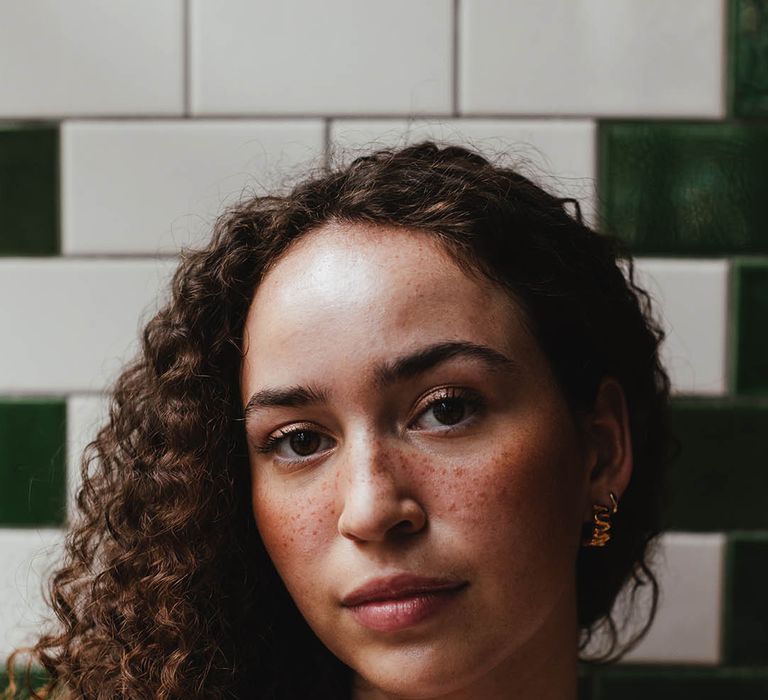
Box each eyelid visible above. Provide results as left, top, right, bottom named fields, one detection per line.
left=409, top=386, right=485, bottom=430
left=253, top=422, right=331, bottom=456
left=253, top=386, right=486, bottom=463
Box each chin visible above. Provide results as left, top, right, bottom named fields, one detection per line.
left=351, top=646, right=489, bottom=699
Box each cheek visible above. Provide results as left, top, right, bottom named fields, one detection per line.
left=251, top=474, right=337, bottom=587
left=427, top=424, right=585, bottom=556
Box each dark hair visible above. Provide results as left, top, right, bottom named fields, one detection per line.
left=5, top=141, right=670, bottom=699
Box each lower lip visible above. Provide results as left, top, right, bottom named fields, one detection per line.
left=345, top=586, right=466, bottom=633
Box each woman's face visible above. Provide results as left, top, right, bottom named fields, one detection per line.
left=240, top=222, right=595, bottom=698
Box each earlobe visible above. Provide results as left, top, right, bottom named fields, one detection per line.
left=583, top=377, right=633, bottom=517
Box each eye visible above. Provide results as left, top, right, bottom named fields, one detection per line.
left=410, top=388, right=485, bottom=432
left=254, top=425, right=335, bottom=462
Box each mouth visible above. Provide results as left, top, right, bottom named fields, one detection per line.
left=341, top=574, right=469, bottom=632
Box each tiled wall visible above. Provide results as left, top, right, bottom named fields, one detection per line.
left=1, top=1, right=767, bottom=696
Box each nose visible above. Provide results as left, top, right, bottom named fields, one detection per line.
left=336, top=435, right=427, bottom=543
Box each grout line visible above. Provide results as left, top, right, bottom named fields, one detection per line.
left=0, top=253, right=181, bottom=262
left=722, top=0, right=731, bottom=118
left=452, top=0, right=460, bottom=117
left=719, top=534, right=733, bottom=665
left=56, top=119, right=63, bottom=256
left=0, top=114, right=643, bottom=123
left=0, top=391, right=107, bottom=400
left=183, top=0, right=191, bottom=117
left=322, top=118, right=332, bottom=169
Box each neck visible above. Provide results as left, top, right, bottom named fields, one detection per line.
left=352, top=587, right=580, bottom=700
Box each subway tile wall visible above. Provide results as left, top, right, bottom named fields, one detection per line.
left=1, top=0, right=766, bottom=695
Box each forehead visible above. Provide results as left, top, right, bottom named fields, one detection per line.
left=257, top=221, right=478, bottom=301
left=240, top=222, right=535, bottom=390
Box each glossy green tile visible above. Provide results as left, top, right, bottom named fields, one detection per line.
left=729, top=0, right=768, bottom=117
left=663, top=399, right=768, bottom=531
left=0, top=399, right=66, bottom=526
left=594, top=667, right=768, bottom=699
left=735, top=259, right=768, bottom=394
left=724, top=533, right=768, bottom=665
left=0, top=125, right=58, bottom=256
left=599, top=122, right=768, bottom=254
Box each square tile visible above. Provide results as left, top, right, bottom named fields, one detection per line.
left=0, top=259, right=176, bottom=393
left=460, top=0, right=724, bottom=117
left=595, top=668, right=768, bottom=699
left=734, top=258, right=768, bottom=394
left=66, top=395, right=109, bottom=526
left=62, top=120, right=325, bottom=254
left=190, top=0, right=452, bottom=115
left=631, top=259, right=728, bottom=395
left=0, top=1, right=183, bottom=117
left=0, top=665, right=49, bottom=696
left=664, top=399, right=768, bottom=531
left=0, top=529, right=65, bottom=659
left=729, top=0, right=768, bottom=117
left=0, top=400, right=66, bottom=527
left=330, top=119, right=598, bottom=225
left=0, top=126, right=58, bottom=256
left=600, top=122, right=768, bottom=254
left=724, top=533, right=768, bottom=664
left=577, top=672, right=593, bottom=700
left=583, top=534, right=724, bottom=664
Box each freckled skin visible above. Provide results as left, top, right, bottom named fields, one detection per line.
left=239, top=222, right=629, bottom=700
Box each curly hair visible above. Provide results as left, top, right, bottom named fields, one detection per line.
left=4, top=141, right=671, bottom=699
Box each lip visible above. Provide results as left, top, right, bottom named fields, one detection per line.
left=341, top=574, right=468, bottom=632
left=341, top=573, right=468, bottom=607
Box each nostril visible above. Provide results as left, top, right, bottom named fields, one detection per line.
left=391, top=519, right=417, bottom=535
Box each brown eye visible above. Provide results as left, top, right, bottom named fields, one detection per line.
left=432, top=398, right=467, bottom=426
left=411, top=389, right=485, bottom=433
left=289, top=430, right=321, bottom=456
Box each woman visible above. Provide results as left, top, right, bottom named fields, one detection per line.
left=5, top=142, right=670, bottom=699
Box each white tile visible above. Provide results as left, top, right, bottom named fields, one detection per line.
left=0, top=1, right=183, bottom=117
left=607, top=533, right=725, bottom=664
left=460, top=0, right=725, bottom=117
left=0, top=259, right=176, bottom=393
left=331, top=118, right=597, bottom=224
left=190, top=0, right=452, bottom=115
left=62, top=120, right=326, bottom=255
left=632, top=259, right=729, bottom=395
left=66, top=396, right=109, bottom=526
left=0, top=529, right=66, bottom=659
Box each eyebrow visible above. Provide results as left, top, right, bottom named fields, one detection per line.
left=243, top=383, right=329, bottom=424
left=242, top=340, right=519, bottom=423
left=373, top=340, right=518, bottom=388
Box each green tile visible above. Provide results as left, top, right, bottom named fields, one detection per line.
left=663, top=399, right=768, bottom=531
left=0, top=399, right=66, bottom=526
left=599, top=122, right=768, bottom=254
left=729, top=0, right=768, bottom=117
left=724, top=533, right=768, bottom=665
left=578, top=669, right=593, bottom=700
left=735, top=259, right=768, bottom=394
left=594, top=667, right=768, bottom=700
left=0, top=125, right=59, bottom=256
left=0, top=666, right=50, bottom=698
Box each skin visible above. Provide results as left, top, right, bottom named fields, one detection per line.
left=240, top=221, right=632, bottom=700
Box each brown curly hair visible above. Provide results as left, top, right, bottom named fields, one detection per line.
left=4, top=141, right=671, bottom=699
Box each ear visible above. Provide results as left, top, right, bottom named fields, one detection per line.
left=580, top=376, right=633, bottom=521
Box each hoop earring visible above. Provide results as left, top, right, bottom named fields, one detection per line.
left=583, top=492, right=618, bottom=547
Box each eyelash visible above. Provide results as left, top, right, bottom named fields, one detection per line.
left=253, top=387, right=485, bottom=460
left=410, top=387, right=485, bottom=433
left=254, top=425, right=323, bottom=456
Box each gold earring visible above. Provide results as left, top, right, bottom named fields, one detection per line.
left=583, top=492, right=618, bottom=547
